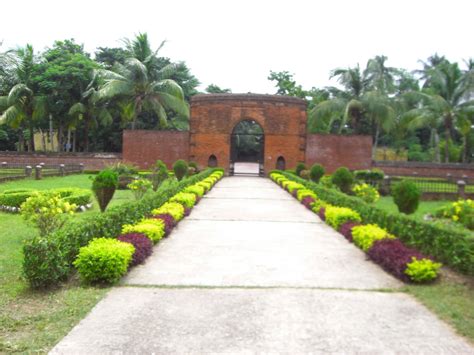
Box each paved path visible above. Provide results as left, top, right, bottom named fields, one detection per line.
left=51, top=177, right=473, bottom=354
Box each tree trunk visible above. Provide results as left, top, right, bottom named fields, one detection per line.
left=72, top=130, right=76, bottom=152
left=444, top=114, right=452, bottom=163
left=49, top=114, right=55, bottom=152
left=372, top=123, right=380, bottom=159
left=18, top=129, right=24, bottom=152
left=84, top=115, right=90, bottom=152
left=58, top=123, right=64, bottom=152
left=433, top=130, right=441, bottom=163
left=28, top=119, right=35, bottom=152
left=66, top=128, right=71, bottom=152
left=462, top=135, right=468, bottom=163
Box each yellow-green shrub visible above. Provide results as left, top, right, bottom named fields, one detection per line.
left=184, top=185, right=205, bottom=198
left=152, top=202, right=185, bottom=222
left=296, top=189, right=317, bottom=202
left=74, top=238, right=134, bottom=284
left=405, top=257, right=442, bottom=282
left=170, top=192, right=196, bottom=208
left=352, top=183, right=380, bottom=204
left=352, top=224, right=395, bottom=251
left=325, top=206, right=361, bottom=230
left=122, top=221, right=165, bottom=243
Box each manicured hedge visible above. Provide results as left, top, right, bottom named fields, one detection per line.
left=272, top=170, right=474, bottom=276
left=23, top=168, right=223, bottom=288
left=117, top=233, right=153, bottom=266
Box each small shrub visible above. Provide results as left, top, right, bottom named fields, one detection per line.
left=309, top=164, right=325, bottom=183
left=152, top=213, right=175, bottom=236
left=318, top=206, right=326, bottom=220
left=405, top=257, right=442, bottom=282
left=107, top=162, right=138, bottom=175
left=299, top=169, right=310, bottom=180
left=184, top=206, right=192, bottom=216
left=170, top=192, right=196, bottom=208
left=295, top=163, right=306, bottom=177
left=331, top=167, right=354, bottom=194
left=392, top=180, right=420, bottom=214
left=338, top=221, right=361, bottom=242
left=173, top=160, right=188, bottom=181
left=189, top=161, right=199, bottom=173
left=354, top=169, right=384, bottom=183
left=149, top=160, right=169, bottom=191
left=352, top=183, right=380, bottom=204
left=74, top=238, right=134, bottom=284
left=187, top=166, right=196, bottom=176
left=351, top=224, right=395, bottom=252
left=121, top=220, right=165, bottom=243
left=152, top=202, right=185, bottom=222
left=325, top=206, right=361, bottom=230
left=320, top=175, right=334, bottom=188
left=92, top=169, right=118, bottom=212
left=437, top=199, right=474, bottom=230
left=301, top=196, right=316, bottom=209
left=21, top=193, right=76, bottom=236
left=184, top=185, right=205, bottom=198
left=117, top=233, right=153, bottom=266
left=128, top=178, right=153, bottom=200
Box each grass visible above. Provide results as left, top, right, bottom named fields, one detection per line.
left=0, top=174, right=133, bottom=352
left=374, top=196, right=447, bottom=221
left=403, top=270, right=474, bottom=342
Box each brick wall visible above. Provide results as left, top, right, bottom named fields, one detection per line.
left=373, top=161, right=474, bottom=179
left=0, top=152, right=121, bottom=170
left=190, top=94, right=307, bottom=173
left=305, top=134, right=372, bottom=172
left=122, top=130, right=189, bottom=169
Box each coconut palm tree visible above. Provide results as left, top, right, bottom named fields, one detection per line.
left=93, top=35, right=188, bottom=129
left=0, top=45, right=46, bottom=151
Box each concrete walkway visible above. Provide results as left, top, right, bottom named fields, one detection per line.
left=51, top=177, right=473, bottom=354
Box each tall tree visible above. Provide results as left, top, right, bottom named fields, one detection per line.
left=94, top=34, right=189, bottom=130
left=205, top=84, right=231, bottom=93
left=0, top=45, right=46, bottom=151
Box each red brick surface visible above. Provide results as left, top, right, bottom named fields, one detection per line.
left=123, top=130, right=189, bottom=169
left=373, top=161, right=474, bottom=179
left=0, top=153, right=121, bottom=170
left=305, top=134, right=372, bottom=172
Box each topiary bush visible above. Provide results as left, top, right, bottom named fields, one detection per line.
left=74, top=238, right=134, bottom=284
left=392, top=180, right=421, bottom=214
left=149, top=160, right=169, bottom=192
left=351, top=224, right=395, bottom=252
left=173, top=159, right=188, bottom=181
left=352, top=183, right=380, bottom=204
left=295, top=163, right=306, bottom=177
left=331, top=167, right=354, bottom=194
left=92, top=169, right=118, bottom=212
left=117, top=233, right=153, bottom=266
left=309, top=164, right=325, bottom=183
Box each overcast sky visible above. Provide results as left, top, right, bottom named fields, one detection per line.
left=1, top=0, right=472, bottom=94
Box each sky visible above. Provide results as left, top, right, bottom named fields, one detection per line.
left=1, top=0, right=473, bottom=94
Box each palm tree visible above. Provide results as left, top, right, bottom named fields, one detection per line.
left=0, top=45, right=46, bottom=151
left=93, top=35, right=188, bottom=129
left=364, top=55, right=399, bottom=94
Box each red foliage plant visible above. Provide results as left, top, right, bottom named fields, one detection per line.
left=338, top=221, right=361, bottom=242
left=301, top=196, right=316, bottom=210
left=152, top=213, right=175, bottom=236
left=318, top=207, right=326, bottom=221
left=366, top=239, right=428, bottom=282
left=117, top=233, right=153, bottom=266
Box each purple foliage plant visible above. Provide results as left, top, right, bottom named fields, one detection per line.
left=117, top=233, right=153, bottom=266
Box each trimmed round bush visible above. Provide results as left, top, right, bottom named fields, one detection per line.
left=309, top=164, right=325, bottom=183
left=392, top=180, right=421, bottom=214
left=351, top=224, right=395, bottom=252
left=92, top=169, right=118, bottom=212
left=121, top=220, right=165, bottom=243
left=325, top=206, right=361, bottom=230
left=152, top=213, right=175, bottom=236
left=152, top=202, right=185, bottom=222
left=338, top=221, right=361, bottom=242
left=74, top=238, right=134, bottom=284
left=295, top=163, right=306, bottom=177
left=117, top=233, right=153, bottom=266
left=173, top=160, right=188, bottom=181
left=170, top=192, right=196, bottom=208
left=331, top=167, right=354, bottom=194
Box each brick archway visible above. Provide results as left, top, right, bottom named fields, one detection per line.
left=189, top=94, right=307, bottom=174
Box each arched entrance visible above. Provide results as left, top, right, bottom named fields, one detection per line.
left=230, top=119, right=264, bottom=176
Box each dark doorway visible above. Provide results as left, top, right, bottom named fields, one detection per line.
left=276, top=156, right=286, bottom=170
left=208, top=154, right=218, bottom=167
left=230, top=120, right=264, bottom=176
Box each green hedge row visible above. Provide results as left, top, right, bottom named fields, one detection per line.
left=274, top=170, right=474, bottom=276
left=23, top=168, right=223, bottom=288
left=0, top=187, right=92, bottom=209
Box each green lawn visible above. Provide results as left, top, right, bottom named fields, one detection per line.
left=0, top=174, right=135, bottom=352
left=375, top=196, right=448, bottom=221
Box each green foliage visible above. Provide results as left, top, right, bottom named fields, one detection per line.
left=20, top=192, right=76, bottom=236
left=392, top=180, right=421, bottom=214
left=354, top=169, right=384, bottom=183
left=352, top=183, right=380, bottom=203
left=299, top=169, right=310, bottom=180
left=405, top=257, right=442, bottom=282
left=437, top=199, right=474, bottom=230
left=127, top=178, right=152, bottom=200
left=152, top=202, right=185, bottom=222
left=296, top=189, right=317, bottom=202
left=184, top=185, right=205, bottom=198
left=173, top=159, right=188, bottom=181
left=205, top=84, right=231, bottom=93
left=331, top=167, right=354, bottom=193
left=170, top=192, right=196, bottom=208
left=295, top=163, right=306, bottom=177
left=92, top=169, right=118, bottom=212
left=309, top=164, right=325, bottom=183
left=22, top=168, right=221, bottom=288
left=352, top=224, right=395, bottom=251
left=108, top=162, right=139, bottom=175
left=122, top=220, right=165, bottom=243
left=273, top=170, right=474, bottom=275
left=188, top=161, right=199, bottom=173
left=325, top=206, right=362, bottom=230
left=0, top=187, right=91, bottom=209
left=74, top=238, right=134, bottom=284
left=320, top=175, right=334, bottom=188
left=149, top=160, right=169, bottom=192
